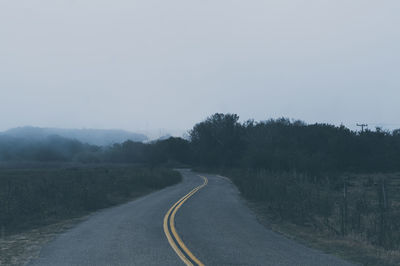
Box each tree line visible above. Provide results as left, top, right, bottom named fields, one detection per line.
left=1, top=113, right=400, bottom=174
left=189, top=113, right=400, bottom=173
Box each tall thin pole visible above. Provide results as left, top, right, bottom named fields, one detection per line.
left=356, top=123, right=368, bottom=133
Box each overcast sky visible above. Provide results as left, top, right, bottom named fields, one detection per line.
left=1, top=0, right=399, bottom=135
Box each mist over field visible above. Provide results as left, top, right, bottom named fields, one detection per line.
left=1, top=127, right=148, bottom=146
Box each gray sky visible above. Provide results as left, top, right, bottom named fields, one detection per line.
left=1, top=0, right=399, bottom=135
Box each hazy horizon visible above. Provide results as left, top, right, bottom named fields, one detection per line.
left=1, top=1, right=399, bottom=133
left=0, top=125, right=187, bottom=140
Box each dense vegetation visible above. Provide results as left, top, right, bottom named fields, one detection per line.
left=0, top=135, right=192, bottom=166
left=189, top=114, right=400, bottom=173
left=0, top=166, right=181, bottom=235
left=2, top=113, right=399, bottom=173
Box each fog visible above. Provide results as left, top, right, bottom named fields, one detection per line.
left=1, top=0, right=399, bottom=134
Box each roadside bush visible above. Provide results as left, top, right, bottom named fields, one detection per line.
left=223, top=169, right=335, bottom=224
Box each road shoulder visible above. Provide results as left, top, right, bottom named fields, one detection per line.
left=0, top=216, right=88, bottom=266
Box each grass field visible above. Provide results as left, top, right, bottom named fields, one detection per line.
left=217, top=169, right=400, bottom=266
left=0, top=164, right=181, bottom=236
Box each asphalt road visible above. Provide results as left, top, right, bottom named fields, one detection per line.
left=30, top=170, right=353, bottom=266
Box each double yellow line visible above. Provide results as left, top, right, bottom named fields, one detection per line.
left=163, top=175, right=208, bottom=266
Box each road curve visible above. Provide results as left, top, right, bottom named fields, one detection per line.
left=30, top=169, right=353, bottom=266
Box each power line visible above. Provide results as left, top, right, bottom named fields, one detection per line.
left=367, top=123, right=400, bottom=126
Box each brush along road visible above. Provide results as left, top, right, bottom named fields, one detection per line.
left=30, top=169, right=352, bottom=266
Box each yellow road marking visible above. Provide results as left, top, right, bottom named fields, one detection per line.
left=163, top=175, right=208, bottom=266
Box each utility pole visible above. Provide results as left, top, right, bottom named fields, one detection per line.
left=356, top=123, right=368, bottom=133
left=377, top=178, right=388, bottom=247
left=341, top=177, right=348, bottom=236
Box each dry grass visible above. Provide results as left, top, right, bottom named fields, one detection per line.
left=0, top=165, right=182, bottom=265
left=0, top=216, right=87, bottom=266
left=247, top=194, right=400, bottom=266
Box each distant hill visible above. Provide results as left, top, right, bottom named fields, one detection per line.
left=157, top=134, right=172, bottom=141
left=1, top=127, right=148, bottom=146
